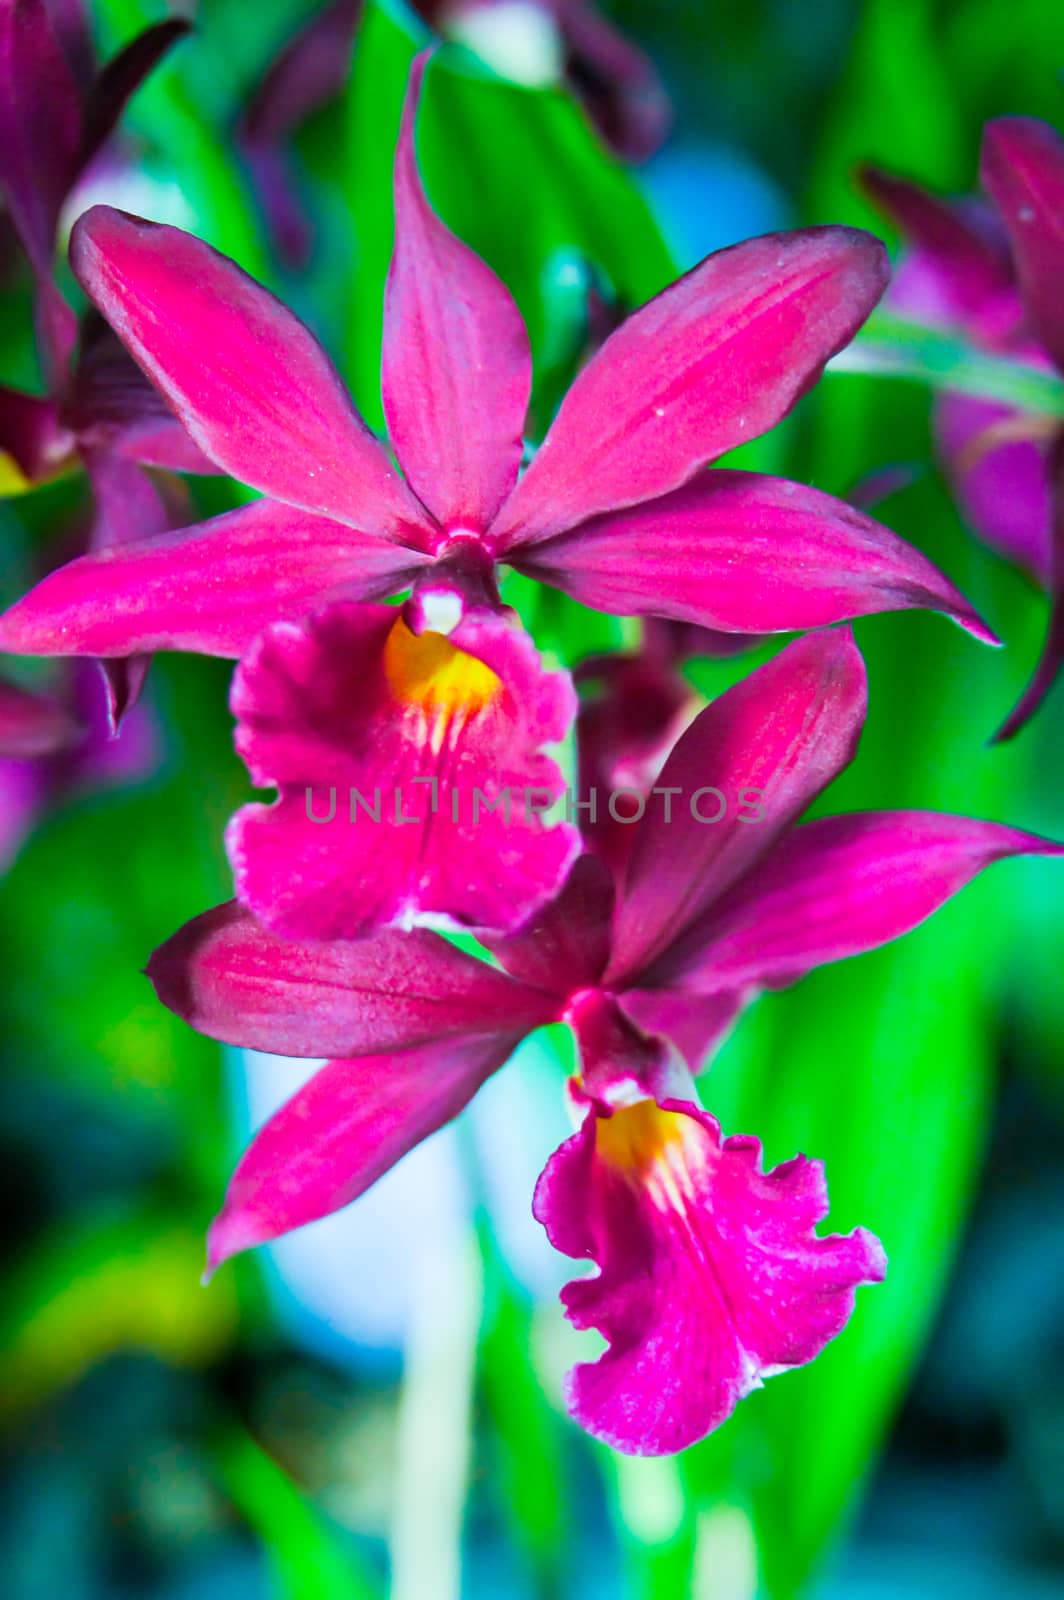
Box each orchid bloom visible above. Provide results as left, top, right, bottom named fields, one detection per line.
left=0, top=50, right=999, bottom=667
left=146, top=628, right=1061, bottom=1453
left=0, top=0, right=190, bottom=379
left=0, top=0, right=207, bottom=724
left=864, top=115, right=1064, bottom=738
left=240, top=0, right=668, bottom=262
left=0, top=53, right=1001, bottom=926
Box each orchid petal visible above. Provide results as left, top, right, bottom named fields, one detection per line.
left=207, top=1031, right=524, bottom=1269
left=0, top=675, right=78, bottom=757
left=535, top=1097, right=884, bottom=1454
left=0, top=499, right=427, bottom=660
left=557, top=0, right=670, bottom=162
left=0, top=0, right=81, bottom=270
left=485, top=853, right=616, bottom=996
left=0, top=383, right=68, bottom=484
left=228, top=603, right=579, bottom=938
left=69, top=206, right=434, bottom=543
left=861, top=167, right=1015, bottom=333
left=992, top=440, right=1064, bottom=740
left=78, top=18, right=191, bottom=174
left=512, top=469, right=996, bottom=642
left=68, top=314, right=219, bottom=474
left=664, top=811, right=1064, bottom=993
left=935, top=393, right=1053, bottom=584
left=382, top=51, right=531, bottom=532
left=981, top=117, right=1064, bottom=374
left=147, top=900, right=556, bottom=1058
left=616, top=988, right=743, bottom=1075
left=609, top=629, right=868, bottom=982
left=492, top=227, right=889, bottom=548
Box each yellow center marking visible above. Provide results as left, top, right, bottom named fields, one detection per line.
left=595, top=1098, right=687, bottom=1177
left=383, top=618, right=501, bottom=714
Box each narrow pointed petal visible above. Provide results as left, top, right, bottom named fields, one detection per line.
left=485, top=853, right=616, bottom=995
left=981, top=117, right=1064, bottom=372
left=228, top=603, right=579, bottom=938
left=535, top=1096, right=884, bottom=1455
left=608, top=629, right=868, bottom=982
left=860, top=167, right=1016, bottom=332
left=992, top=435, right=1064, bottom=740
left=558, top=0, right=670, bottom=162
left=512, top=470, right=996, bottom=641
left=382, top=51, right=531, bottom=532
left=665, top=812, right=1064, bottom=993
left=0, top=0, right=82, bottom=270
left=78, top=19, right=191, bottom=173
left=147, top=900, right=556, bottom=1057
left=208, top=1032, right=524, bottom=1268
left=0, top=676, right=79, bottom=757
left=492, top=227, right=889, bottom=549
left=0, top=499, right=427, bottom=660
left=240, top=0, right=360, bottom=263
left=69, top=206, right=434, bottom=542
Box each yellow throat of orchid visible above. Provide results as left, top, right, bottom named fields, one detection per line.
left=383, top=617, right=502, bottom=715
left=595, top=1098, right=688, bottom=1176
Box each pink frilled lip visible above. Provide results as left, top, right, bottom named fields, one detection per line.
left=226, top=599, right=580, bottom=940
left=534, top=1082, right=886, bottom=1455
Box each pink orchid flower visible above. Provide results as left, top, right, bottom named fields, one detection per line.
left=863, top=115, right=1064, bottom=738
left=0, top=0, right=209, bottom=726
left=146, top=628, right=1061, bottom=1453
left=0, top=52, right=998, bottom=666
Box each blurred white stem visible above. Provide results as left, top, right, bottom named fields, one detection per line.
left=389, top=1223, right=482, bottom=1600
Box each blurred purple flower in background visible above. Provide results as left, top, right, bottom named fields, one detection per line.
left=865, top=114, right=1064, bottom=739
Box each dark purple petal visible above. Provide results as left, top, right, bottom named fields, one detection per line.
left=992, top=436, right=1064, bottom=740
left=239, top=0, right=361, bottom=264
left=383, top=52, right=531, bottom=533
left=0, top=382, right=71, bottom=482
left=512, top=469, right=996, bottom=642
left=981, top=117, right=1064, bottom=373
left=207, top=1030, right=522, bottom=1269
left=0, top=499, right=427, bottom=660
left=147, top=899, right=556, bottom=1057
left=78, top=19, right=191, bottom=175
left=68, top=314, right=220, bottom=474
left=0, top=674, right=79, bottom=757
left=484, top=852, right=615, bottom=996
left=0, top=0, right=82, bottom=270
left=535, top=1095, right=884, bottom=1454
left=608, top=629, right=868, bottom=982
left=558, top=0, right=670, bottom=163
left=69, top=206, right=435, bottom=542
left=935, top=392, right=1053, bottom=584
left=228, top=602, right=579, bottom=937
left=243, top=0, right=360, bottom=145
left=861, top=165, right=1017, bottom=336
left=664, top=811, right=1064, bottom=992
left=491, top=227, right=889, bottom=549
left=574, top=646, right=694, bottom=879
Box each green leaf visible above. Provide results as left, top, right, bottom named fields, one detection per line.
left=215, top=1427, right=383, bottom=1600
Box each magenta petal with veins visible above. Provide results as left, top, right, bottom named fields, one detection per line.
left=534, top=1081, right=884, bottom=1455
left=227, top=602, right=579, bottom=939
